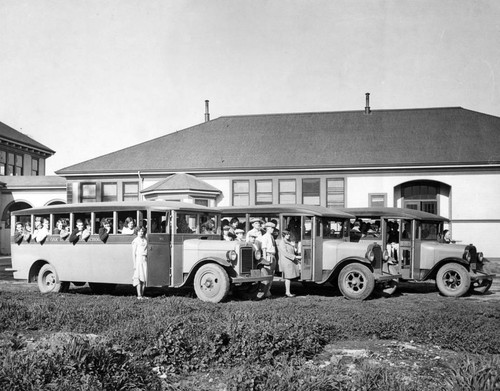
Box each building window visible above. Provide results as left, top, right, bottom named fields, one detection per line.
left=327, top=178, right=345, bottom=208
left=402, top=181, right=438, bottom=214
left=81, top=183, right=97, bottom=203
left=123, top=182, right=139, bottom=201
left=256, top=180, right=272, bottom=205
left=369, top=193, right=386, bottom=207
left=232, top=180, right=250, bottom=206
left=194, top=199, right=209, bottom=207
left=302, top=178, right=320, bottom=205
left=102, top=183, right=118, bottom=202
left=31, top=158, right=39, bottom=176
left=0, top=151, right=6, bottom=175
left=279, top=179, right=296, bottom=204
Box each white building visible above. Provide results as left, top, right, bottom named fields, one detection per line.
left=56, top=104, right=500, bottom=257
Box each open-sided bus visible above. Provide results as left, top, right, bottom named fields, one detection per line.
left=220, top=204, right=402, bottom=300
left=8, top=201, right=272, bottom=302
left=341, top=207, right=495, bottom=297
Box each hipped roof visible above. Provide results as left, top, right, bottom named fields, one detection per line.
left=56, top=107, right=500, bottom=175
left=0, top=121, right=55, bottom=154
left=141, top=173, right=221, bottom=194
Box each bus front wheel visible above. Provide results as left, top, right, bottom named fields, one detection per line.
left=37, top=264, right=69, bottom=294
left=338, top=263, right=375, bottom=300
left=436, top=263, right=471, bottom=297
left=194, top=264, right=230, bottom=303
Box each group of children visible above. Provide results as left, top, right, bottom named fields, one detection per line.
left=221, top=217, right=302, bottom=297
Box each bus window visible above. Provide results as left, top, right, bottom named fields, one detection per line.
left=303, top=217, right=312, bottom=239
left=53, top=213, right=71, bottom=235
left=116, top=210, right=146, bottom=234
left=322, top=217, right=347, bottom=239
left=95, top=212, right=115, bottom=235
left=176, top=213, right=196, bottom=233
left=150, top=212, right=167, bottom=233
left=74, top=213, right=92, bottom=234
left=200, top=214, right=217, bottom=234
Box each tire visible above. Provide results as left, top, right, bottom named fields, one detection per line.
left=37, top=264, right=70, bottom=294
left=436, top=263, right=471, bottom=297
left=89, top=283, right=117, bottom=295
left=469, top=278, right=493, bottom=295
left=338, top=263, right=375, bottom=300
left=194, top=263, right=230, bottom=303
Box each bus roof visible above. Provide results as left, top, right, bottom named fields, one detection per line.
left=220, top=204, right=355, bottom=219
left=11, top=200, right=220, bottom=216
left=339, top=207, right=449, bottom=222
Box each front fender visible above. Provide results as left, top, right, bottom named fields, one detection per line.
left=320, top=256, right=373, bottom=284
left=181, top=257, right=234, bottom=287
left=423, top=257, right=469, bottom=281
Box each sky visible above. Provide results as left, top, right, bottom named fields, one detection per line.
left=1, top=0, right=499, bottom=175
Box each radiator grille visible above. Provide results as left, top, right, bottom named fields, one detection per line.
left=240, top=247, right=254, bottom=274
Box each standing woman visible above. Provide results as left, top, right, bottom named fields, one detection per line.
left=132, top=227, right=148, bottom=299
left=278, top=230, right=301, bottom=297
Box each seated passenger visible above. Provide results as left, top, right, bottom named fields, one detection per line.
left=177, top=217, right=193, bottom=234
left=23, top=222, right=32, bottom=242
left=69, top=219, right=89, bottom=244
left=99, top=218, right=112, bottom=243
left=228, top=217, right=240, bottom=239
left=222, top=225, right=233, bottom=241
left=122, top=217, right=137, bottom=235
left=14, top=222, right=24, bottom=244
left=35, top=218, right=50, bottom=243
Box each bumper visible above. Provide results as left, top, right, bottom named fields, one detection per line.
left=470, top=271, right=495, bottom=281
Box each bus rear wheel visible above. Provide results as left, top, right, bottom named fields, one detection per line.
left=194, top=264, right=230, bottom=303
left=37, top=264, right=69, bottom=294
left=338, top=263, right=375, bottom=300
left=89, top=283, right=117, bottom=295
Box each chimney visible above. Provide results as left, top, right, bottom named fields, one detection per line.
left=364, top=93, right=371, bottom=114
left=204, top=100, right=210, bottom=122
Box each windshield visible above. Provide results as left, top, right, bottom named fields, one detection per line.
left=322, top=217, right=348, bottom=239
left=417, top=221, right=441, bottom=241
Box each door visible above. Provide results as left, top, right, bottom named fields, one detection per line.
left=147, top=211, right=171, bottom=286
left=300, top=216, right=314, bottom=281
left=399, top=219, right=414, bottom=279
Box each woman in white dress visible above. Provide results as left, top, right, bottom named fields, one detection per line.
left=132, top=227, right=148, bottom=299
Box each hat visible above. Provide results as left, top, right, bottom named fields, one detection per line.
left=223, top=225, right=230, bottom=230
left=264, top=222, right=276, bottom=228
left=249, top=232, right=258, bottom=237
left=250, top=218, right=263, bottom=224
left=235, top=228, right=244, bottom=234
left=281, top=229, right=290, bottom=235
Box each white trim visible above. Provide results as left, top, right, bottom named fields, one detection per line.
left=58, top=163, right=500, bottom=178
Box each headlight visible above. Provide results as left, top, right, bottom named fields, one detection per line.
left=254, top=249, right=262, bottom=261
left=382, top=250, right=390, bottom=261
left=463, top=250, right=471, bottom=262
left=367, top=250, right=375, bottom=262
left=226, top=250, right=238, bottom=262
left=477, top=252, right=484, bottom=262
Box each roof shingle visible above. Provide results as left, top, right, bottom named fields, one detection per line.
left=56, top=107, right=500, bottom=175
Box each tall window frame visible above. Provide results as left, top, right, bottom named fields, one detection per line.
left=302, top=178, right=320, bottom=206
left=123, top=182, right=139, bottom=202
left=81, top=183, right=97, bottom=203
left=255, top=179, right=273, bottom=205
left=279, top=179, right=296, bottom=204
left=232, top=180, right=250, bottom=206
left=327, top=178, right=345, bottom=208
left=102, top=182, right=118, bottom=202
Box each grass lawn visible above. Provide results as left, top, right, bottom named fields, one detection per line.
left=0, top=283, right=499, bottom=390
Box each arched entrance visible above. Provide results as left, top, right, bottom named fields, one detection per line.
left=1, top=201, right=32, bottom=255
left=395, top=180, right=451, bottom=217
